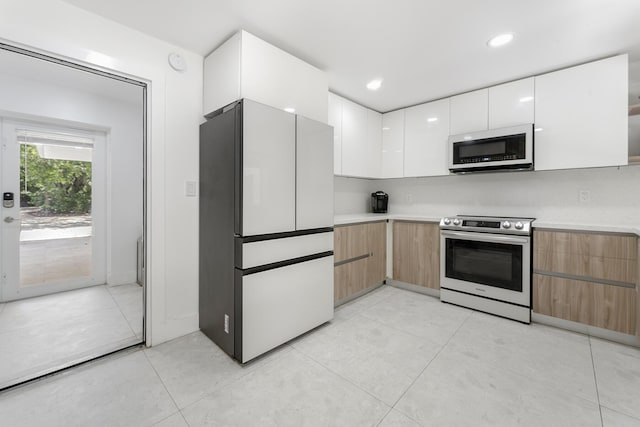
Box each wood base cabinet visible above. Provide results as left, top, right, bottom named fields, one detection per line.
left=533, top=229, right=638, bottom=335
left=392, top=221, right=440, bottom=289
left=334, top=221, right=386, bottom=304
left=533, top=274, right=635, bottom=335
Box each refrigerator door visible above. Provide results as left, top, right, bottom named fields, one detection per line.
left=240, top=255, right=334, bottom=363
left=242, top=100, right=296, bottom=236
left=296, top=115, right=334, bottom=230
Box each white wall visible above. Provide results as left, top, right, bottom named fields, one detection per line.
left=0, top=71, right=143, bottom=286
left=335, top=165, right=640, bottom=226
left=0, top=0, right=203, bottom=345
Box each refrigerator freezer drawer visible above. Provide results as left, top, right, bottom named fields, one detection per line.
left=240, top=232, right=333, bottom=269
left=240, top=255, right=334, bottom=363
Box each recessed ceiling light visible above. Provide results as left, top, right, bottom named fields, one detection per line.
left=427, top=117, right=438, bottom=123
left=366, top=79, right=383, bottom=91
left=519, top=96, right=534, bottom=103
left=534, top=127, right=544, bottom=132
left=463, top=136, right=473, bottom=141
left=382, top=127, right=391, bottom=131
left=487, top=33, right=514, bottom=48
left=284, top=107, right=296, bottom=113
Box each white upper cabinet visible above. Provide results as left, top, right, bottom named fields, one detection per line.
left=341, top=98, right=369, bottom=177
left=296, top=116, right=334, bottom=230
left=488, top=78, right=535, bottom=129
left=449, top=89, right=488, bottom=135
left=534, top=54, right=628, bottom=171
left=366, top=110, right=383, bottom=178
left=381, top=110, right=404, bottom=178
left=328, top=92, right=343, bottom=174
left=404, top=98, right=451, bottom=177
left=204, top=30, right=328, bottom=123
left=334, top=93, right=383, bottom=178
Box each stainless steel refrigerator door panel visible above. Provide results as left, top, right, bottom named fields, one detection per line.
left=241, top=232, right=333, bottom=269
left=296, top=115, right=334, bottom=230
left=241, top=255, right=334, bottom=363
left=242, top=100, right=296, bottom=236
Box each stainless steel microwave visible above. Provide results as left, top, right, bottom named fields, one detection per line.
left=448, top=124, right=533, bottom=173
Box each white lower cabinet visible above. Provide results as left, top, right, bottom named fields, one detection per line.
left=534, top=54, right=628, bottom=171
left=403, top=98, right=450, bottom=177
left=241, top=256, right=334, bottom=363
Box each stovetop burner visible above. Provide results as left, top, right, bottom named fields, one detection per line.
left=439, top=215, right=535, bottom=235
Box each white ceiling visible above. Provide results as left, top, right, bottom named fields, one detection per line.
left=63, top=0, right=640, bottom=112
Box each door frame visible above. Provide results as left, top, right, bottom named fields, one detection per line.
left=0, top=43, right=148, bottom=344
left=0, top=118, right=107, bottom=300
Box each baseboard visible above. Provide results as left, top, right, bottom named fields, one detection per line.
left=386, top=279, right=440, bottom=298
left=531, top=312, right=640, bottom=348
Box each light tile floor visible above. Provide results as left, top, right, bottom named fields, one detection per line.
left=0, top=283, right=143, bottom=388
left=1, top=285, right=639, bottom=426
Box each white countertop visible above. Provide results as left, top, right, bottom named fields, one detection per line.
left=334, top=213, right=440, bottom=225
left=335, top=214, right=640, bottom=235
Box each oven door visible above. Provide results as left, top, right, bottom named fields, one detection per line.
left=440, top=230, right=530, bottom=307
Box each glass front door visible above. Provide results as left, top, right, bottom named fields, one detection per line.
left=1, top=120, right=106, bottom=302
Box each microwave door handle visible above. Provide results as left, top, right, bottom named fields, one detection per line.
left=441, top=230, right=529, bottom=245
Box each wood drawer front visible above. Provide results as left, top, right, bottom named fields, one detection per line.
left=334, top=257, right=368, bottom=302
left=334, top=223, right=368, bottom=262
left=392, top=221, right=440, bottom=289
left=534, top=230, right=637, bottom=260
left=534, top=230, right=638, bottom=284
left=534, top=251, right=637, bottom=284
left=533, top=274, right=636, bottom=335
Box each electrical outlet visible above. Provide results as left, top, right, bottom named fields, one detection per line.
left=224, top=314, right=229, bottom=333
left=579, top=190, right=591, bottom=203
left=406, top=193, right=413, bottom=203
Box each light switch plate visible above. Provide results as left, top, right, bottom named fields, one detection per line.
left=185, top=181, right=197, bottom=197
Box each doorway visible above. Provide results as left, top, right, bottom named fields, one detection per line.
left=2, top=120, right=106, bottom=301
left=0, top=45, right=146, bottom=389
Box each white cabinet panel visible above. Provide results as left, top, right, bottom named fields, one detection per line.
left=488, top=77, right=535, bottom=129
left=534, top=54, right=628, bottom=171
left=381, top=110, right=404, bottom=178
left=341, top=98, right=368, bottom=177
left=366, top=110, right=383, bottom=178
left=296, top=116, right=334, bottom=230
left=241, top=256, right=334, bottom=362
left=328, top=92, right=342, bottom=174
left=242, top=100, right=296, bottom=236
left=404, top=98, right=450, bottom=177
left=204, top=30, right=328, bottom=123
left=450, top=89, right=488, bottom=135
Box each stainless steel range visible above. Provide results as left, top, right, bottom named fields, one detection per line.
left=439, top=215, right=534, bottom=323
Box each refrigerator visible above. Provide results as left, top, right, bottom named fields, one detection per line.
left=199, top=99, right=334, bottom=363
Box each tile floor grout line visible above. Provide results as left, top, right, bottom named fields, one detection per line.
left=599, top=404, right=640, bottom=423
left=588, top=337, right=605, bottom=427
left=289, top=345, right=393, bottom=415
left=159, top=341, right=294, bottom=414
left=388, top=310, right=475, bottom=425
left=141, top=349, right=183, bottom=418
left=105, top=284, right=140, bottom=338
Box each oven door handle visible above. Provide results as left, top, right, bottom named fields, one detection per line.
left=440, top=230, right=529, bottom=244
